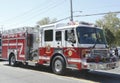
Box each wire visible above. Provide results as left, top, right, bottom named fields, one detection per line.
left=0, top=0, right=56, bottom=23
left=53, top=11, right=120, bottom=23
left=7, top=0, right=66, bottom=28
left=74, top=11, right=120, bottom=17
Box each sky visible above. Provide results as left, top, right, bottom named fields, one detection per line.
left=0, top=0, right=120, bottom=30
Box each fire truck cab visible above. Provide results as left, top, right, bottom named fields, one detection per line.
left=1, top=22, right=119, bottom=75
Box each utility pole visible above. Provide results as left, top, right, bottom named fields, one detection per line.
left=70, top=0, right=73, bottom=21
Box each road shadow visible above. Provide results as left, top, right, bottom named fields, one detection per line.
left=65, top=70, right=120, bottom=83
left=4, top=63, right=120, bottom=83
left=0, top=59, right=6, bottom=61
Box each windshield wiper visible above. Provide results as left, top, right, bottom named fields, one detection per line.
left=92, top=29, right=108, bottom=48
left=92, top=28, right=97, bottom=48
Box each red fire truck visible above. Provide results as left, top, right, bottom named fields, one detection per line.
left=0, top=22, right=119, bottom=75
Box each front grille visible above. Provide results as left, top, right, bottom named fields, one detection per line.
left=87, top=49, right=118, bottom=63
left=92, top=49, right=108, bottom=57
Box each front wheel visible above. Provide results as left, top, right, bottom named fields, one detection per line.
left=9, top=55, right=16, bottom=66
left=52, top=56, right=66, bottom=75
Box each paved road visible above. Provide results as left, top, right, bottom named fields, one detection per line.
left=0, top=60, right=120, bottom=83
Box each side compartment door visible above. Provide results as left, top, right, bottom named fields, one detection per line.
left=17, top=38, right=26, bottom=60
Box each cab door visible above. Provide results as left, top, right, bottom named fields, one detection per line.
left=40, top=27, right=55, bottom=59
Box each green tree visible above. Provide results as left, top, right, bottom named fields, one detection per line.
left=96, top=13, right=120, bottom=32
left=104, top=28, right=115, bottom=45
left=37, top=17, right=57, bottom=25
left=96, top=13, right=120, bottom=45
left=115, top=30, right=120, bottom=45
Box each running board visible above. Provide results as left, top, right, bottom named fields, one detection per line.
left=27, top=61, right=37, bottom=66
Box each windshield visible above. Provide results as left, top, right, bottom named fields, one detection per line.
left=76, top=26, right=107, bottom=44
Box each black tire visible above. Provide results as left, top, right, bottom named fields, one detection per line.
left=52, top=56, right=66, bottom=75
left=9, top=55, right=17, bottom=66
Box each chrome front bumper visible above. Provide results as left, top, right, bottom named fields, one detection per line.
left=87, top=61, right=119, bottom=70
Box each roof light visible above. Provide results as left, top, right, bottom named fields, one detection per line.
left=68, top=21, right=79, bottom=25
left=79, top=21, right=97, bottom=27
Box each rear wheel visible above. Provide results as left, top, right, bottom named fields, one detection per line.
left=52, top=56, right=66, bottom=75
left=9, top=55, right=16, bottom=66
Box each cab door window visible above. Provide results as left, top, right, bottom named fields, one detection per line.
left=56, top=31, right=61, bottom=41
left=44, top=30, right=53, bottom=41
left=65, top=29, right=76, bottom=43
